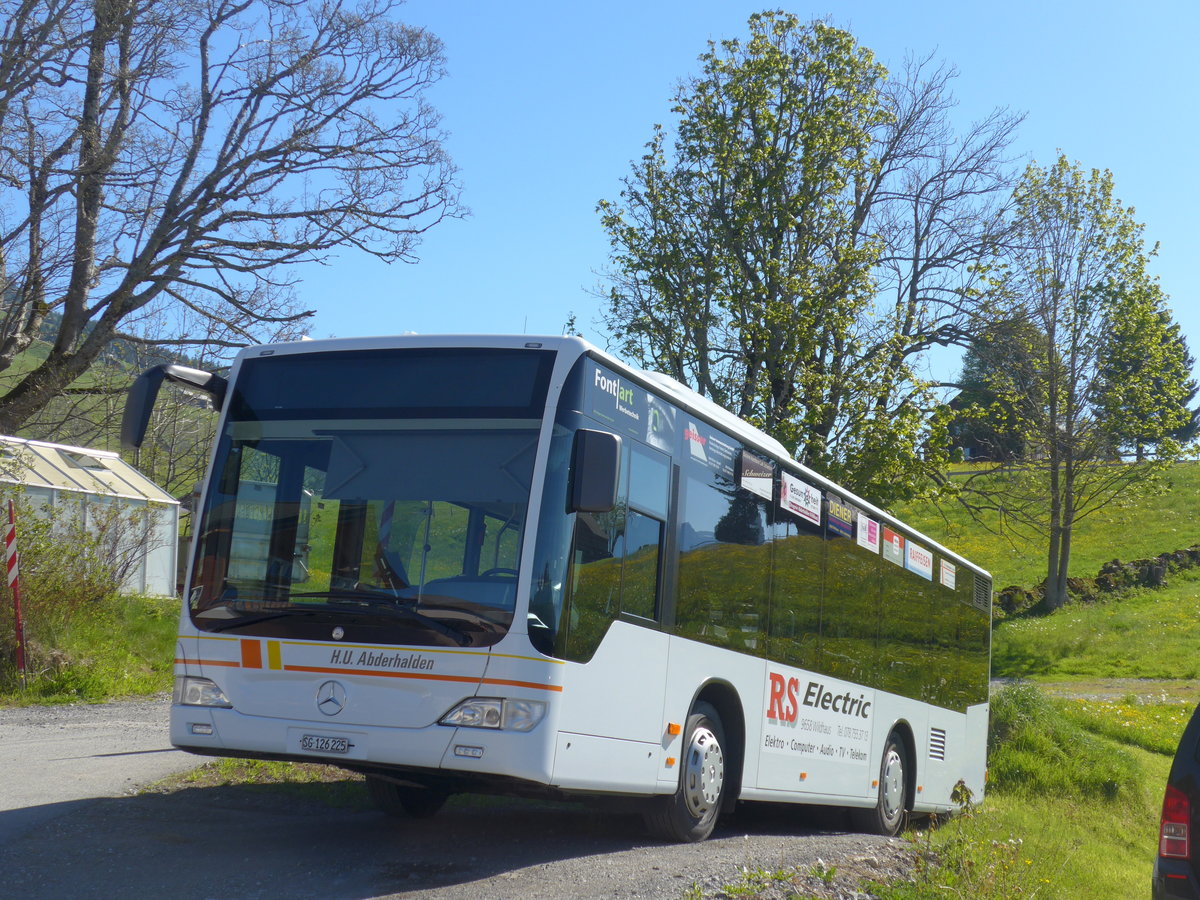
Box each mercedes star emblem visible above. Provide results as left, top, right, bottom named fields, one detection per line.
left=316, top=680, right=347, bottom=716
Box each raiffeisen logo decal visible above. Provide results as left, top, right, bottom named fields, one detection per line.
left=594, top=367, right=640, bottom=423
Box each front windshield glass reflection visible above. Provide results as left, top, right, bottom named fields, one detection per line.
left=191, top=422, right=538, bottom=647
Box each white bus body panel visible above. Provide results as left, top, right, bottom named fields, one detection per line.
left=187, top=634, right=491, bottom=728
left=550, top=621, right=670, bottom=793
left=172, top=628, right=567, bottom=786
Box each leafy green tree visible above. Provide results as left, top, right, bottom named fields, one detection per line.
left=949, top=319, right=1049, bottom=462
left=976, top=156, right=1189, bottom=610
left=599, top=13, right=1020, bottom=506
left=1093, top=280, right=1197, bottom=461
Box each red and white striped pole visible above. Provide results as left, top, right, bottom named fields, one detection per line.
left=6, top=499, right=27, bottom=689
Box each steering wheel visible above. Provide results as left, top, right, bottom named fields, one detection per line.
left=479, top=567, right=518, bottom=578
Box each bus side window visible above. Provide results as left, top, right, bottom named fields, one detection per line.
left=769, top=511, right=823, bottom=670
left=821, top=507, right=880, bottom=687
left=621, top=445, right=669, bottom=621
left=676, top=467, right=771, bottom=654
left=876, top=533, right=929, bottom=699
left=559, top=439, right=671, bottom=659
left=558, top=443, right=629, bottom=661
left=619, top=510, right=662, bottom=620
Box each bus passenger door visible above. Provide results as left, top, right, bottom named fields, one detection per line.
left=552, top=440, right=673, bottom=793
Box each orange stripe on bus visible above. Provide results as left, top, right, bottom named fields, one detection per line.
left=174, top=659, right=563, bottom=694
left=284, top=664, right=562, bottom=692
left=482, top=677, right=564, bottom=693
left=240, top=639, right=263, bottom=669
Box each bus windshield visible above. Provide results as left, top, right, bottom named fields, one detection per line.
left=187, top=348, right=552, bottom=648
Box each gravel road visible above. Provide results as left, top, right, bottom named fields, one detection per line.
left=0, top=694, right=202, bottom=843
left=0, top=697, right=914, bottom=899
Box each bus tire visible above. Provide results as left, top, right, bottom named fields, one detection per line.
left=852, top=733, right=908, bottom=836
left=366, top=776, right=449, bottom=819
left=643, top=701, right=726, bottom=842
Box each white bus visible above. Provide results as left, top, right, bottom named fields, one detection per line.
left=123, top=334, right=991, bottom=841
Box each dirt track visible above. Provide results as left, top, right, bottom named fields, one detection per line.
left=0, top=697, right=912, bottom=899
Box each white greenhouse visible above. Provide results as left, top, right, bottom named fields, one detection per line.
left=0, top=436, right=179, bottom=597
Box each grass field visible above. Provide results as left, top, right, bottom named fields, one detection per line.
left=993, top=567, right=1200, bottom=681
left=896, top=465, right=1200, bottom=899
left=0, top=594, right=177, bottom=703
left=899, top=462, right=1200, bottom=588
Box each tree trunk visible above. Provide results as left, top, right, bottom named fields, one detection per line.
left=1045, top=522, right=1066, bottom=610
left=1054, top=520, right=1073, bottom=607
left=1043, top=450, right=1068, bottom=610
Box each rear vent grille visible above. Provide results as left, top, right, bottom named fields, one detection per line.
left=929, top=727, right=947, bottom=761
left=974, top=574, right=992, bottom=611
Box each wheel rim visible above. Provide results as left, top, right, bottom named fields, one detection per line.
left=881, top=747, right=904, bottom=822
left=683, top=725, right=724, bottom=818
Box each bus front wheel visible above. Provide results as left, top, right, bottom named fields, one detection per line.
left=852, top=733, right=908, bottom=836
left=366, top=776, right=449, bottom=819
left=643, top=701, right=726, bottom=842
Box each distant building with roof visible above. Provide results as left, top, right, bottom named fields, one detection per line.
left=0, top=436, right=179, bottom=596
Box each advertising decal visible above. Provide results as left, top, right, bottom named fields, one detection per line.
left=646, top=395, right=676, bottom=454
left=906, top=539, right=934, bottom=580
left=781, top=471, right=822, bottom=526
left=941, top=559, right=957, bottom=590
left=882, top=526, right=904, bottom=566
left=856, top=514, right=880, bottom=553
left=684, top=419, right=735, bottom=478
left=590, top=366, right=643, bottom=435
left=684, top=420, right=708, bottom=464
left=739, top=450, right=775, bottom=501
left=826, top=494, right=854, bottom=538
left=587, top=364, right=677, bottom=452
left=763, top=669, right=873, bottom=767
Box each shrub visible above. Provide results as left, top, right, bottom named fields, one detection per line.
left=988, top=683, right=1140, bottom=801
left=0, top=491, right=170, bottom=688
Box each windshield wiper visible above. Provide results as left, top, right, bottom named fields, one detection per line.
left=200, top=606, right=321, bottom=633
left=290, top=590, right=471, bottom=646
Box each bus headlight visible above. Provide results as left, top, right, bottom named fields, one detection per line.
left=173, top=676, right=233, bottom=708
left=439, top=697, right=546, bottom=732
left=503, top=699, right=548, bottom=732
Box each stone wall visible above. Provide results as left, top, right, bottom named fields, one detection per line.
left=995, top=546, right=1200, bottom=618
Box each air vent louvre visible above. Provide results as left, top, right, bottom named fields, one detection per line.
left=973, top=574, right=992, bottom=611
left=929, top=727, right=947, bottom=761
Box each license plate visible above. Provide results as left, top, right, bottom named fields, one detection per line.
left=300, top=734, right=350, bottom=754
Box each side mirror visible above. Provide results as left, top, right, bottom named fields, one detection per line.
left=570, top=429, right=621, bottom=513
left=122, top=364, right=228, bottom=451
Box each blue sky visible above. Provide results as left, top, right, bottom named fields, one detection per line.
left=302, top=0, right=1199, bottom=378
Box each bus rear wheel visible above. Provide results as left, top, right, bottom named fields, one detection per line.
left=366, top=776, right=449, bottom=819
left=852, top=733, right=908, bottom=836
left=643, top=701, right=726, bottom=842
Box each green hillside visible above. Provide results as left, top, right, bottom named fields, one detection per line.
left=898, top=463, right=1200, bottom=588
left=886, top=463, right=1200, bottom=898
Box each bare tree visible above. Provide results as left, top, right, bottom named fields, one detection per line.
left=0, top=0, right=462, bottom=433
left=18, top=299, right=222, bottom=495
left=832, top=57, right=1025, bottom=495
